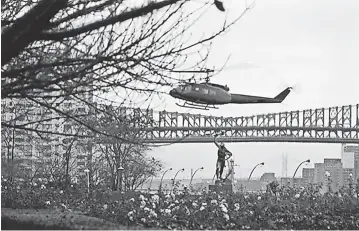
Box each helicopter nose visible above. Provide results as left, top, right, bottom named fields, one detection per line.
left=169, top=89, right=177, bottom=97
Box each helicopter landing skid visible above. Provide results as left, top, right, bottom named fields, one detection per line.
left=176, top=101, right=218, bottom=110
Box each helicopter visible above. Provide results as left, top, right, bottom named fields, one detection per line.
left=169, top=77, right=293, bottom=110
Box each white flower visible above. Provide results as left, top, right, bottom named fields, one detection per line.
left=60, top=203, right=67, bottom=209
left=144, top=207, right=150, bottom=212
left=220, top=204, right=228, bottom=213
left=150, top=210, right=158, bottom=218
left=202, top=202, right=207, bottom=206
left=244, top=195, right=249, bottom=199
left=223, top=213, right=230, bottom=221
left=141, top=218, right=146, bottom=223
left=40, top=184, right=46, bottom=189
left=294, top=193, right=300, bottom=199
left=32, top=182, right=38, bottom=187
left=192, top=202, right=198, bottom=208
left=249, top=210, right=254, bottom=215
left=129, top=198, right=135, bottom=202
left=152, top=202, right=156, bottom=209
left=151, top=194, right=159, bottom=203
left=211, top=199, right=218, bottom=205
left=140, top=200, right=146, bottom=208
left=45, top=201, right=51, bottom=205
left=38, top=178, right=42, bottom=182
left=257, top=196, right=261, bottom=200
left=127, top=211, right=134, bottom=217
left=174, top=199, right=179, bottom=204
left=59, top=190, right=63, bottom=194
left=164, top=208, right=171, bottom=215
left=185, top=207, right=190, bottom=215
left=103, top=204, right=108, bottom=210
left=200, top=206, right=205, bottom=211
left=139, top=195, right=145, bottom=201
left=234, top=203, right=240, bottom=211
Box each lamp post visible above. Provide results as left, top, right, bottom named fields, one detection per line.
left=248, top=162, right=264, bottom=181
left=84, top=169, right=90, bottom=194
left=293, top=159, right=310, bottom=179
left=159, top=168, right=172, bottom=192
left=117, top=166, right=124, bottom=192
left=172, top=168, right=185, bottom=188
left=190, top=167, right=204, bottom=186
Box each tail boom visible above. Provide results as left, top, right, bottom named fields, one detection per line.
left=230, top=87, right=292, bottom=104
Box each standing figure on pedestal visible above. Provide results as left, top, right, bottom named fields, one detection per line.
left=214, top=133, right=232, bottom=181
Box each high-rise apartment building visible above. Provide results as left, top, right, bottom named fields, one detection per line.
left=324, top=158, right=343, bottom=192
left=302, top=168, right=314, bottom=184
left=1, top=96, right=92, bottom=178
left=342, top=144, right=359, bottom=182
left=314, top=163, right=325, bottom=185
left=342, top=144, right=355, bottom=168
left=342, top=168, right=355, bottom=187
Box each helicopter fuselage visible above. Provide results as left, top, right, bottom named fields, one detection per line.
left=169, top=83, right=231, bottom=105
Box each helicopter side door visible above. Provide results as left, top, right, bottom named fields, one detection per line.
left=190, top=84, right=215, bottom=103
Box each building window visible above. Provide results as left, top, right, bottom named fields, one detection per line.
left=77, top=155, right=86, bottom=160
left=14, top=137, right=25, bottom=143
left=77, top=161, right=85, bottom=166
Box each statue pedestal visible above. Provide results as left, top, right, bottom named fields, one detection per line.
left=208, top=179, right=233, bottom=193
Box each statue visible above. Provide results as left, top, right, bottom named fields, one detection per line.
left=214, top=133, right=232, bottom=181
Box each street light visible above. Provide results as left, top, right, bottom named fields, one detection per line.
left=248, top=162, right=264, bottom=181
left=190, top=167, right=204, bottom=186
left=292, top=159, right=310, bottom=179
left=84, top=169, right=90, bottom=194
left=159, top=168, right=172, bottom=191
left=117, top=166, right=124, bottom=192
left=172, top=168, right=185, bottom=188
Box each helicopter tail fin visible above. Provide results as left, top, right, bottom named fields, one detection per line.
left=274, top=87, right=292, bottom=102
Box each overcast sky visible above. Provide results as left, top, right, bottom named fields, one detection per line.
left=143, top=0, right=359, bottom=180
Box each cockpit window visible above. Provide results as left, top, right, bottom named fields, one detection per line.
left=192, top=85, right=200, bottom=91
left=202, top=88, right=209, bottom=94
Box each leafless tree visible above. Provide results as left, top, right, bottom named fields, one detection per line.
left=95, top=104, right=163, bottom=191
left=1, top=0, right=255, bottom=139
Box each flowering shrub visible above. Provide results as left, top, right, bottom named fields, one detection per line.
left=2, top=177, right=359, bottom=230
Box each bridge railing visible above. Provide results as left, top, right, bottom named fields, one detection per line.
left=106, top=104, right=359, bottom=144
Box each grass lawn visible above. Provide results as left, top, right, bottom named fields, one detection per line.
left=1, top=208, right=147, bottom=230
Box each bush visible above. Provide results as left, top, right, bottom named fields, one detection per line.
left=2, top=177, right=359, bottom=230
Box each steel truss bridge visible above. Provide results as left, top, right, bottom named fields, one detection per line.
left=119, top=104, right=359, bottom=144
